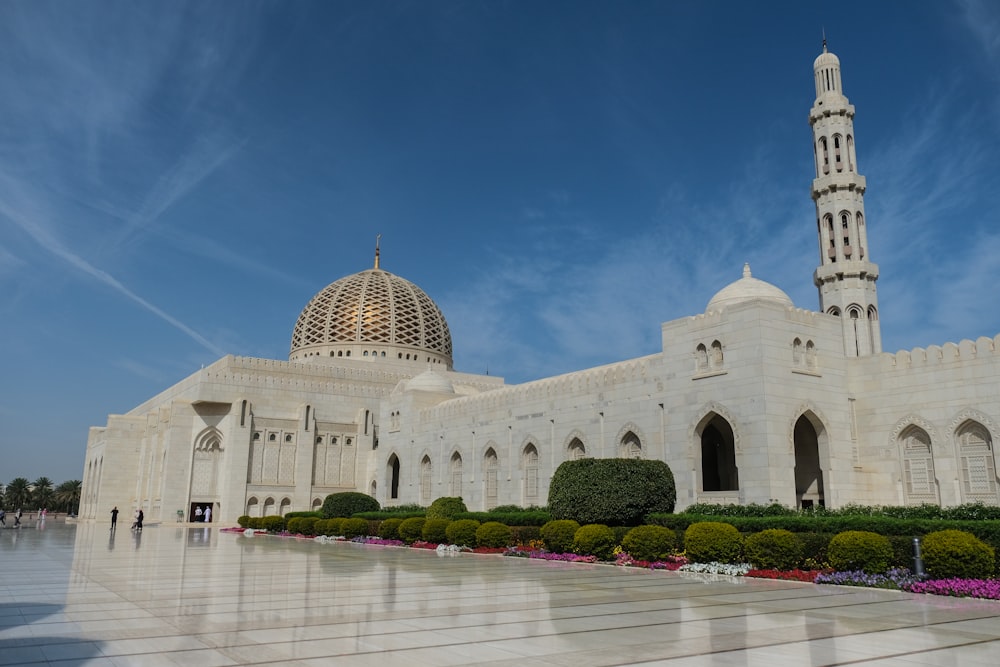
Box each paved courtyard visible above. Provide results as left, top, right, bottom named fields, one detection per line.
left=2, top=521, right=1000, bottom=666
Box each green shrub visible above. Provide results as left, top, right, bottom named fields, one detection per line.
left=476, top=521, right=512, bottom=548
left=237, top=515, right=251, bottom=528
left=341, top=517, right=369, bottom=539
left=261, top=515, right=286, bottom=533
left=284, top=511, right=322, bottom=520
left=398, top=517, right=427, bottom=544
left=286, top=517, right=303, bottom=534
left=378, top=518, right=404, bottom=540
left=922, top=530, right=996, bottom=579
left=492, top=505, right=524, bottom=513
left=323, top=518, right=345, bottom=536
left=299, top=517, right=319, bottom=536
left=683, top=503, right=796, bottom=518
left=446, top=519, right=480, bottom=547
left=422, top=518, right=451, bottom=543
left=453, top=510, right=551, bottom=526
left=572, top=524, right=617, bottom=560
left=540, top=520, right=581, bottom=553
left=827, top=531, right=893, bottom=573
left=510, top=525, right=541, bottom=546
left=427, top=497, right=468, bottom=520
left=621, top=525, right=677, bottom=562
left=548, top=458, right=675, bottom=526
left=246, top=517, right=263, bottom=530
left=683, top=522, right=744, bottom=564
left=321, top=492, right=380, bottom=519
left=744, top=529, right=803, bottom=570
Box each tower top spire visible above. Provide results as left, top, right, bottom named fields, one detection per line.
left=374, top=234, right=382, bottom=270
left=822, top=27, right=827, bottom=53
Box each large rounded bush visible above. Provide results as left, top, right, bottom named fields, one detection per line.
left=378, top=518, right=403, bottom=540
left=298, top=517, right=318, bottom=536
left=683, top=522, right=744, bottom=564
left=398, top=517, right=427, bottom=544
left=540, top=519, right=581, bottom=553
left=476, top=521, right=512, bottom=548
left=446, top=519, right=480, bottom=547
left=422, top=518, right=451, bottom=544
left=340, top=518, right=369, bottom=539
left=922, top=529, right=996, bottom=579
left=572, top=524, right=617, bottom=560
left=321, top=492, right=380, bottom=519
left=621, top=525, right=677, bottom=562
left=548, top=459, right=675, bottom=526
left=286, top=517, right=303, bottom=535
left=237, top=515, right=251, bottom=528
left=426, top=497, right=468, bottom=520
left=744, top=529, right=803, bottom=570
left=827, top=531, right=893, bottom=573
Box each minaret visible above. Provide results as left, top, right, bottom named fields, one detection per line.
left=810, top=40, right=881, bottom=356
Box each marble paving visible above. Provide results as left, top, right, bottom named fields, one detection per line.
left=2, top=521, right=1000, bottom=666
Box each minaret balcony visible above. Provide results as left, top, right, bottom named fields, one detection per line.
left=812, top=173, right=866, bottom=198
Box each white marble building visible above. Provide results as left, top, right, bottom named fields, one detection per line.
left=80, top=45, right=1000, bottom=524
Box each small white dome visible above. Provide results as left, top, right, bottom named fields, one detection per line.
left=706, top=264, right=794, bottom=312
left=406, top=369, right=455, bottom=394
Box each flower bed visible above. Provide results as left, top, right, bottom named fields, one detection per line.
left=814, top=567, right=918, bottom=589
left=903, top=578, right=1000, bottom=600
left=746, top=568, right=823, bottom=582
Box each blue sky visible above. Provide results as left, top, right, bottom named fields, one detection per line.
left=2, top=1, right=999, bottom=484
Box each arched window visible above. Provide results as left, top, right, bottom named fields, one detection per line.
left=268, top=433, right=276, bottom=442
left=620, top=431, right=642, bottom=459
left=279, top=498, right=291, bottom=516
left=710, top=340, right=723, bottom=367
left=449, top=453, right=463, bottom=497
left=827, top=306, right=841, bottom=317
left=523, top=444, right=539, bottom=501
left=263, top=497, right=276, bottom=516
left=246, top=497, right=260, bottom=517
left=484, top=448, right=499, bottom=510
left=819, top=136, right=829, bottom=174
left=900, top=426, right=937, bottom=503
left=695, top=344, right=708, bottom=371
left=420, top=456, right=433, bottom=504
left=387, top=454, right=400, bottom=500
left=846, top=134, right=855, bottom=171
left=805, top=340, right=817, bottom=368
left=957, top=422, right=998, bottom=502
left=833, top=134, right=843, bottom=171
left=568, top=438, right=586, bottom=460
left=792, top=338, right=803, bottom=365
left=700, top=416, right=738, bottom=492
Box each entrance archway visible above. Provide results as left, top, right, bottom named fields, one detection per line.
left=794, top=415, right=825, bottom=508
left=700, top=416, right=738, bottom=492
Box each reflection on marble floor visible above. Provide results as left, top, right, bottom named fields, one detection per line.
left=2, top=522, right=1000, bottom=666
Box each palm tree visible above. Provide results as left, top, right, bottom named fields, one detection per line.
left=32, top=477, right=54, bottom=510
left=5, top=477, right=31, bottom=510
left=53, top=480, right=82, bottom=514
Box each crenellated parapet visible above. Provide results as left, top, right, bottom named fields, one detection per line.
left=879, top=335, right=1000, bottom=371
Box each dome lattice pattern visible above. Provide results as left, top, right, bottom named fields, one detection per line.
left=290, top=269, right=453, bottom=360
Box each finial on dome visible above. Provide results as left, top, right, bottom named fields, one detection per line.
left=822, top=27, right=827, bottom=53
left=374, top=233, right=381, bottom=269
left=743, top=262, right=752, bottom=278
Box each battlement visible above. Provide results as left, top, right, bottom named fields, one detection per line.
left=879, top=334, right=1000, bottom=371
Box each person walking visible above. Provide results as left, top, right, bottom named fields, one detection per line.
left=194, top=506, right=203, bottom=522
left=14, top=509, right=22, bottom=528
left=135, top=509, right=143, bottom=531
left=110, top=506, right=119, bottom=529
left=203, top=506, right=211, bottom=523
left=0, top=509, right=6, bottom=526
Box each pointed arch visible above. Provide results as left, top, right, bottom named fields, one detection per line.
left=790, top=408, right=829, bottom=509
left=695, top=411, right=739, bottom=492
left=897, top=424, right=938, bottom=504
left=950, top=410, right=999, bottom=503
left=419, top=455, right=433, bottom=504
left=522, top=443, right=540, bottom=502
left=449, top=451, right=464, bottom=497
left=386, top=452, right=401, bottom=500
left=690, top=402, right=743, bottom=458
left=615, top=422, right=646, bottom=459
left=483, top=446, right=499, bottom=510
left=191, top=427, right=223, bottom=498
left=562, top=429, right=587, bottom=460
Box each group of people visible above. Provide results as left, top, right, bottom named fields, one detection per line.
left=193, top=505, right=212, bottom=522
left=0, top=508, right=23, bottom=527
left=109, top=506, right=143, bottom=531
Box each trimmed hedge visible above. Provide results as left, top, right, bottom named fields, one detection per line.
left=573, top=524, right=617, bottom=560
left=541, top=520, right=580, bottom=553
left=378, top=518, right=404, bottom=540
left=321, top=492, right=380, bottom=519
left=827, top=531, right=893, bottom=573
left=744, top=529, right=803, bottom=570
left=548, top=459, right=676, bottom=526
left=422, top=518, right=451, bottom=544
left=683, top=522, right=743, bottom=564
left=621, top=525, right=677, bottom=562
left=922, top=530, right=996, bottom=579
left=476, top=522, right=512, bottom=548
left=445, top=519, right=480, bottom=547
left=341, top=517, right=369, bottom=539
left=237, top=515, right=251, bottom=528
left=284, top=511, right=322, bottom=520
left=427, top=497, right=467, bottom=520
left=453, top=511, right=551, bottom=526
left=398, top=517, right=427, bottom=544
